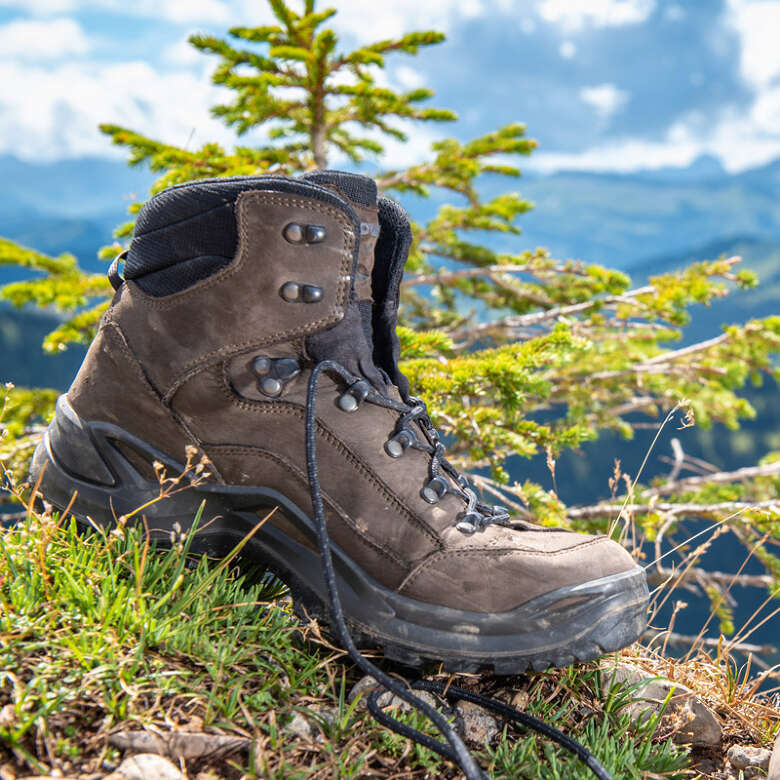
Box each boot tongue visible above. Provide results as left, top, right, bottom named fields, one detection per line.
left=301, top=171, right=386, bottom=388
left=300, top=171, right=380, bottom=303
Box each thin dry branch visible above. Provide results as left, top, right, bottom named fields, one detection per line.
left=643, top=461, right=780, bottom=498
left=566, top=499, right=780, bottom=520
left=451, top=285, right=655, bottom=341
left=646, top=566, right=775, bottom=590
left=0, top=510, right=26, bottom=523
left=642, top=629, right=776, bottom=657
left=401, top=261, right=581, bottom=288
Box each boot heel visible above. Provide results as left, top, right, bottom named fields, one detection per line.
left=33, top=395, right=115, bottom=489
left=29, top=395, right=202, bottom=535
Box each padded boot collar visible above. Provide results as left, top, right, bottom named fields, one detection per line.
left=114, top=179, right=363, bottom=397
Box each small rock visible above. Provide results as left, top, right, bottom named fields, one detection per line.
left=347, top=675, right=440, bottom=711
left=109, top=729, right=249, bottom=760
left=769, top=731, right=780, bottom=780
left=283, top=707, right=337, bottom=743
left=284, top=711, right=316, bottom=741
left=727, top=745, right=771, bottom=774
left=605, top=662, right=722, bottom=747
left=105, top=753, right=185, bottom=780
left=455, top=701, right=501, bottom=746
left=348, top=675, right=380, bottom=705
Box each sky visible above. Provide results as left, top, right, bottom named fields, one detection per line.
left=0, top=0, right=779, bottom=174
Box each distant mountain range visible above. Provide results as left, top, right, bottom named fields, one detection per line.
left=2, top=152, right=780, bottom=273
left=517, top=155, right=780, bottom=271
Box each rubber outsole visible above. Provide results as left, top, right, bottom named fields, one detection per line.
left=30, top=396, right=650, bottom=675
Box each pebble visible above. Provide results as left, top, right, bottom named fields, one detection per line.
left=347, top=675, right=440, bottom=711
left=455, top=701, right=501, bottom=745
left=282, top=707, right=337, bottom=743
left=103, top=753, right=185, bottom=780
left=727, top=744, right=771, bottom=773
left=606, top=662, right=722, bottom=747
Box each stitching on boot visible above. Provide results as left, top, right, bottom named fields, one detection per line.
left=126, top=193, right=352, bottom=310
left=397, top=539, right=617, bottom=595
left=212, top=364, right=443, bottom=551
left=203, top=444, right=410, bottom=572
left=103, top=317, right=210, bottom=469
left=125, top=191, right=355, bottom=399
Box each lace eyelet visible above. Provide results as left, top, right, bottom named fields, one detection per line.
left=421, top=476, right=449, bottom=504
left=455, top=511, right=482, bottom=534
left=384, top=428, right=416, bottom=458
left=337, top=379, right=371, bottom=413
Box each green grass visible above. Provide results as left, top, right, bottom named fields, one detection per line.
left=0, top=505, right=693, bottom=778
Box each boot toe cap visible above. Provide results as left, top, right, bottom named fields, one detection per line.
left=398, top=529, right=639, bottom=613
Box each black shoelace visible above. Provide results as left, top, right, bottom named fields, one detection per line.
left=305, top=360, right=615, bottom=780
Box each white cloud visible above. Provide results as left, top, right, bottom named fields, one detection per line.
left=519, top=18, right=536, bottom=34
left=558, top=40, right=576, bottom=59
left=164, top=38, right=204, bottom=66
left=530, top=99, right=780, bottom=174
left=727, top=0, right=780, bottom=89
left=0, top=0, right=73, bottom=11
left=394, top=64, right=425, bottom=90
left=537, top=0, right=655, bottom=33
left=151, top=0, right=232, bottom=24
left=0, top=17, right=90, bottom=59
left=579, top=83, right=629, bottom=118
left=0, top=60, right=235, bottom=161
left=528, top=0, right=780, bottom=174
left=0, top=0, right=488, bottom=32
left=0, top=0, right=234, bottom=24
left=0, top=52, right=447, bottom=167
left=664, top=5, right=685, bottom=22
left=281, top=0, right=486, bottom=40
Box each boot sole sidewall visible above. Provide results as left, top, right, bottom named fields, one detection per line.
left=30, top=398, right=650, bottom=673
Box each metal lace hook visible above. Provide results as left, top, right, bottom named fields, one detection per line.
left=108, top=249, right=128, bottom=291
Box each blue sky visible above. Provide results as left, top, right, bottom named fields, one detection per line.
left=0, top=0, right=779, bottom=173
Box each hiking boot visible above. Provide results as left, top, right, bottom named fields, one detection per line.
left=31, top=171, right=649, bottom=673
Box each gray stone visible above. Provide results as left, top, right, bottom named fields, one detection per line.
left=283, top=707, right=337, bottom=743
left=605, top=662, right=722, bottom=747
left=768, top=731, right=780, bottom=780
left=348, top=675, right=380, bottom=705
left=284, top=711, right=316, bottom=741
left=109, top=729, right=249, bottom=760
left=106, top=753, right=185, bottom=780
left=347, top=675, right=439, bottom=711
left=455, top=701, right=501, bottom=746
left=727, top=745, right=771, bottom=773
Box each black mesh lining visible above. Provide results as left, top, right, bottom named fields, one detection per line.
left=372, top=196, right=412, bottom=397
left=125, top=175, right=361, bottom=297
left=131, top=256, right=232, bottom=297
left=125, top=203, right=236, bottom=283
left=301, top=170, right=377, bottom=207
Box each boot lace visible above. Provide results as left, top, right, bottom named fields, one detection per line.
left=304, top=359, right=615, bottom=780
left=328, top=361, right=509, bottom=533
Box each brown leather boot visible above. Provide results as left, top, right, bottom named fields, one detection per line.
left=31, top=171, right=648, bottom=673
